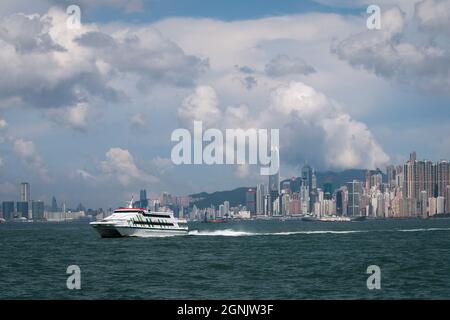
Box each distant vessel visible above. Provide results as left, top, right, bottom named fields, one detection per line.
left=202, top=212, right=228, bottom=223
left=204, top=218, right=227, bottom=223
left=0, top=218, right=5, bottom=224
left=302, top=215, right=366, bottom=222
left=90, top=198, right=189, bottom=238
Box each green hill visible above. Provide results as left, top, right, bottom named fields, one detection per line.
left=189, top=169, right=385, bottom=209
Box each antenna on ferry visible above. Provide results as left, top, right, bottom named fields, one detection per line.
left=128, top=195, right=134, bottom=208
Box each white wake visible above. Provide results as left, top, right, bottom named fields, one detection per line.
left=188, top=229, right=366, bottom=237
left=397, top=227, right=450, bottom=232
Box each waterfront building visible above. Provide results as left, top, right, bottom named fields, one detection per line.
left=420, top=190, right=428, bottom=217
left=376, top=193, right=385, bottom=218
left=246, top=188, right=256, bottom=215
left=218, top=204, right=225, bottom=218
left=224, top=201, right=230, bottom=217
left=436, top=161, right=450, bottom=197
left=323, top=183, right=333, bottom=200
left=32, top=200, right=45, bottom=220
left=336, top=189, right=344, bottom=216
left=16, top=201, right=29, bottom=219
left=347, top=180, right=362, bottom=216
left=402, top=152, right=450, bottom=213
left=288, top=197, right=301, bottom=215
left=301, top=163, right=313, bottom=212
left=139, top=189, right=148, bottom=208
left=429, top=197, right=437, bottom=216
left=2, top=201, right=15, bottom=220
left=437, top=196, right=445, bottom=215
left=446, top=185, right=450, bottom=214
left=51, top=196, right=58, bottom=212
left=386, top=165, right=396, bottom=189
left=256, top=184, right=265, bottom=215
left=314, top=202, right=321, bottom=217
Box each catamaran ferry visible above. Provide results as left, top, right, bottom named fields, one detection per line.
left=90, top=202, right=189, bottom=238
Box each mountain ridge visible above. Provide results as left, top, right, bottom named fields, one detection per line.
left=189, top=168, right=386, bottom=209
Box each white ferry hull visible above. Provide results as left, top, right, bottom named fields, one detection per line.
left=91, top=222, right=189, bottom=238
left=115, top=226, right=188, bottom=237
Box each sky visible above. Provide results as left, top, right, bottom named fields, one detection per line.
left=0, top=0, right=450, bottom=208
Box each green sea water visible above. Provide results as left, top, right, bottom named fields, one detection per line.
left=1, top=218, right=450, bottom=299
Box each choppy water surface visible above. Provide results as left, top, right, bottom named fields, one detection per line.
left=1, top=219, right=450, bottom=299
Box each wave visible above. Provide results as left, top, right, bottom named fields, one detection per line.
left=188, top=229, right=254, bottom=237
left=397, top=227, right=450, bottom=232
left=188, top=229, right=366, bottom=237
left=132, top=227, right=450, bottom=238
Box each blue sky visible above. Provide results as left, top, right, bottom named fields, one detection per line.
left=0, top=0, right=449, bottom=208
left=85, top=0, right=363, bottom=23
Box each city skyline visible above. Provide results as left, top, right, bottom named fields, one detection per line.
left=1, top=0, right=450, bottom=208
left=2, top=150, right=450, bottom=221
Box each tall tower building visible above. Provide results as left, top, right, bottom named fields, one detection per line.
left=256, top=184, right=265, bottom=215
left=386, top=165, right=396, bottom=189
left=420, top=190, right=428, bottom=217
left=336, top=189, right=343, bottom=216
left=245, top=188, right=256, bottom=215
left=424, top=160, right=433, bottom=197
left=436, top=160, right=449, bottom=197
left=20, top=182, right=30, bottom=202
left=2, top=201, right=15, bottom=220
left=269, top=170, right=280, bottom=193
left=404, top=152, right=423, bottom=202
left=139, top=189, right=148, bottom=208
left=445, top=185, right=450, bottom=214
left=268, top=147, right=280, bottom=215
left=32, top=200, right=45, bottom=221
left=312, top=170, right=317, bottom=190
left=365, top=170, right=371, bottom=192
left=51, top=196, right=58, bottom=212
left=347, top=180, right=362, bottom=216
left=301, top=164, right=313, bottom=193
left=223, top=201, right=230, bottom=217
left=301, top=163, right=313, bottom=212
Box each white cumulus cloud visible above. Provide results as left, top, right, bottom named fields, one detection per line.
left=177, top=82, right=389, bottom=170
left=99, top=147, right=158, bottom=186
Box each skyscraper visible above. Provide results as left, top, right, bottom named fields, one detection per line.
left=256, top=184, right=265, bottom=215
left=436, top=160, right=449, bottom=197
left=323, top=183, right=333, bottom=200
left=51, top=196, right=58, bottom=212
left=300, top=183, right=310, bottom=214
left=445, top=185, right=450, bottom=214
left=32, top=201, right=45, bottom=221
left=268, top=147, right=280, bottom=215
left=401, top=152, right=450, bottom=215
left=347, top=180, right=362, bottom=216
left=269, top=171, right=280, bottom=193
left=301, top=163, right=313, bottom=212
left=245, top=188, right=256, bottom=215
left=420, top=190, right=428, bottom=217
left=386, top=165, right=396, bottom=189
left=20, top=182, right=29, bottom=202
left=16, top=201, right=29, bottom=219
left=301, top=164, right=313, bottom=194
left=139, top=189, right=148, bottom=208
left=2, top=201, right=15, bottom=220
left=224, top=201, right=230, bottom=217
left=336, top=189, right=343, bottom=216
